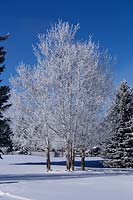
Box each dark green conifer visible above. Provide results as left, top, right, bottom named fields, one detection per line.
left=0, top=34, right=12, bottom=149
left=104, top=81, right=133, bottom=168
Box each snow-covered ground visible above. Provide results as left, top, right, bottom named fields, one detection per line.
left=0, top=155, right=133, bottom=200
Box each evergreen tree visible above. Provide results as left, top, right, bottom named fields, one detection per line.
left=104, top=81, right=133, bottom=168
left=0, top=34, right=12, bottom=149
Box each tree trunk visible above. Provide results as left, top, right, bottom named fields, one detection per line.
left=71, top=149, right=75, bottom=171
left=61, top=148, right=64, bottom=157
left=46, top=146, right=51, bottom=172
left=70, top=143, right=73, bottom=169
left=81, top=149, right=85, bottom=171
left=66, top=142, right=71, bottom=171
left=66, top=152, right=71, bottom=171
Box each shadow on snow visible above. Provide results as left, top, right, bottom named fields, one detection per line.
left=0, top=181, right=18, bottom=184
left=12, top=160, right=104, bottom=168
left=0, top=170, right=133, bottom=182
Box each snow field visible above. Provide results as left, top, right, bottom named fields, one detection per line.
left=0, top=155, right=133, bottom=200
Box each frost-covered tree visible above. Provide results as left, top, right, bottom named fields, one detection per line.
left=0, top=34, right=12, bottom=149
left=5, top=21, right=113, bottom=171
left=5, top=65, right=53, bottom=171
left=103, top=81, right=133, bottom=168
left=34, top=21, right=113, bottom=170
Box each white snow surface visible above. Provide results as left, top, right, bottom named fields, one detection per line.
left=0, top=155, right=133, bottom=200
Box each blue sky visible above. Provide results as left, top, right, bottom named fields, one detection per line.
left=0, top=0, right=133, bottom=87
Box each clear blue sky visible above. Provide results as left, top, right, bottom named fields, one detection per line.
left=0, top=0, right=133, bottom=87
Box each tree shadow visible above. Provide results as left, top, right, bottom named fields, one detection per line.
left=12, top=160, right=104, bottom=168
left=0, top=181, right=18, bottom=184
left=0, top=169, right=133, bottom=182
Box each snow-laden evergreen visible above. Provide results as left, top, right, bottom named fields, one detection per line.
left=103, top=81, right=133, bottom=168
